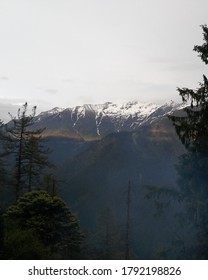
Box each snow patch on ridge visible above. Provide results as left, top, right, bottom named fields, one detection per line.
left=37, top=100, right=186, bottom=137
left=71, top=106, right=86, bottom=127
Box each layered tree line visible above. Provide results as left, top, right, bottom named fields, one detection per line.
left=0, top=103, right=83, bottom=259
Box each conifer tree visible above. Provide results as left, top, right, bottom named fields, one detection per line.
left=145, top=25, right=208, bottom=259
left=170, top=25, right=208, bottom=154
left=168, top=25, right=208, bottom=257
left=41, top=174, right=58, bottom=197
left=0, top=120, right=12, bottom=191
left=0, top=121, right=7, bottom=187
left=6, top=103, right=51, bottom=198
left=24, top=135, right=52, bottom=192
left=3, top=190, right=84, bottom=259
left=125, top=181, right=131, bottom=260
left=169, top=25, right=208, bottom=223
left=95, top=207, right=121, bottom=259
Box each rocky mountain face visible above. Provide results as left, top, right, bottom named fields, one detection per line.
left=34, top=101, right=185, bottom=140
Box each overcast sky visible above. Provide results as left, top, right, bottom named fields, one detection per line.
left=0, top=0, right=208, bottom=120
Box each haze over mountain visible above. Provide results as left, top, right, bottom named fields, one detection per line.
left=50, top=101, right=186, bottom=259
left=30, top=99, right=187, bottom=258
left=1, top=99, right=191, bottom=258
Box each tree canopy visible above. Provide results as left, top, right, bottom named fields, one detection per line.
left=5, top=103, right=52, bottom=198
left=3, top=190, right=84, bottom=259
left=169, top=25, right=208, bottom=258
left=170, top=25, right=208, bottom=154
left=145, top=25, right=208, bottom=259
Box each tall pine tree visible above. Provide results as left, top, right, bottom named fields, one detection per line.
left=0, top=120, right=12, bottom=200
left=170, top=25, right=208, bottom=154
left=145, top=25, right=208, bottom=259
left=6, top=103, right=52, bottom=199
left=169, top=25, right=208, bottom=258
left=0, top=120, right=7, bottom=187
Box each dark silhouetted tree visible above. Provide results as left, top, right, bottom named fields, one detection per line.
left=2, top=190, right=84, bottom=259
left=0, top=120, right=14, bottom=207
left=125, top=181, right=131, bottom=260
left=24, top=135, right=52, bottom=192
left=41, top=173, right=58, bottom=197
left=95, top=207, right=122, bottom=259
left=0, top=120, right=11, bottom=188
left=169, top=25, right=208, bottom=258
left=145, top=25, right=208, bottom=259
left=170, top=25, right=208, bottom=154
left=6, top=103, right=51, bottom=198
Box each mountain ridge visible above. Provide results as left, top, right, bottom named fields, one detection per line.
left=34, top=100, right=186, bottom=140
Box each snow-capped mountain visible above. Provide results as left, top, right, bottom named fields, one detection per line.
left=34, top=101, right=186, bottom=140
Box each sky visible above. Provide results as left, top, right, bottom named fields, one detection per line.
left=0, top=0, right=208, bottom=121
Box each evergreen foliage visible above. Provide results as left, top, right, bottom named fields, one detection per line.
left=6, top=103, right=52, bottom=198
left=96, top=207, right=122, bottom=259
left=168, top=25, right=208, bottom=258
left=0, top=120, right=10, bottom=187
left=0, top=120, right=14, bottom=207
left=169, top=25, right=208, bottom=154
left=2, top=190, right=84, bottom=259
left=145, top=25, right=208, bottom=259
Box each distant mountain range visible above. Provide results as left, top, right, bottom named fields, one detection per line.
left=33, top=100, right=186, bottom=140
left=54, top=108, right=186, bottom=259
left=34, top=100, right=188, bottom=258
